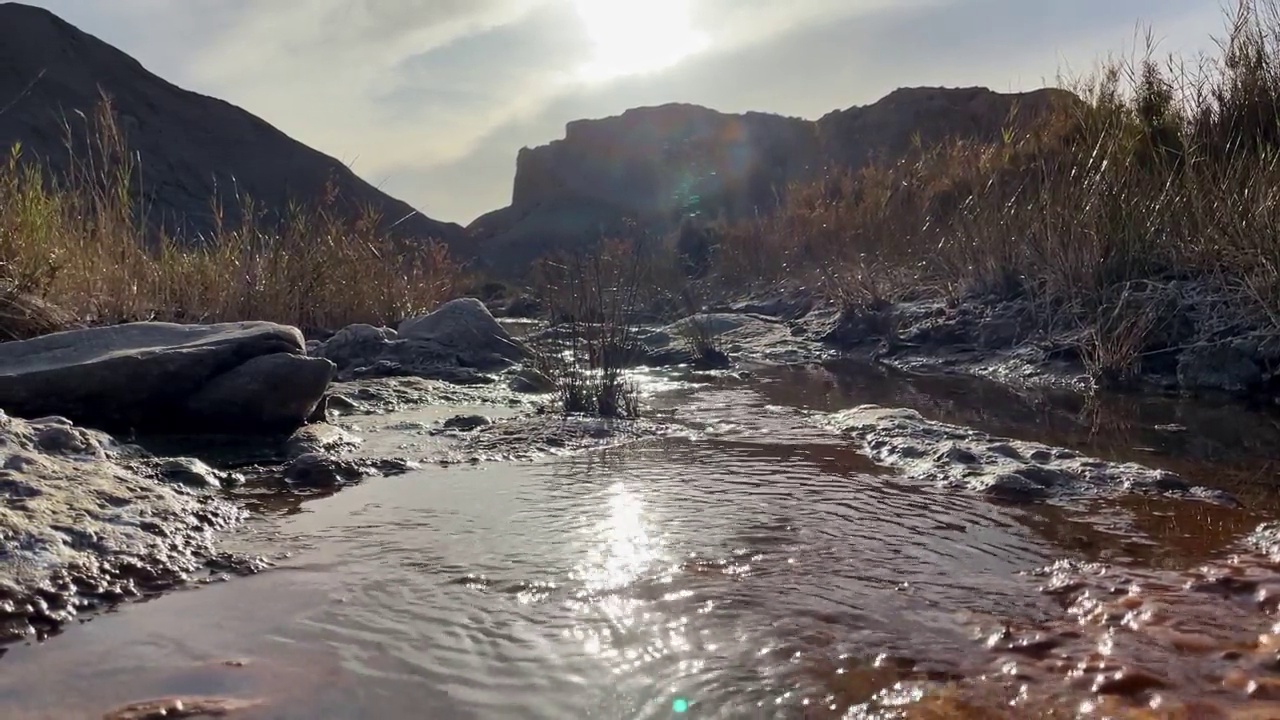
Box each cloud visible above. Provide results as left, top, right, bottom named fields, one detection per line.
left=184, top=0, right=583, bottom=172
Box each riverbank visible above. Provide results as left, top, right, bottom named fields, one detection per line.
left=0, top=289, right=1266, bottom=649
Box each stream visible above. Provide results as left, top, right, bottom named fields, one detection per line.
left=3, top=362, right=1280, bottom=718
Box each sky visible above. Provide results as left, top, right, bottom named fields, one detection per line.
left=24, top=0, right=1224, bottom=225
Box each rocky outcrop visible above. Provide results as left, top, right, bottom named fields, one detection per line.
left=815, top=86, right=1068, bottom=170
left=0, top=412, right=243, bottom=641
left=827, top=405, right=1237, bottom=505
left=0, top=2, right=463, bottom=246
left=314, top=299, right=526, bottom=381
left=0, top=321, right=333, bottom=434
left=470, top=88, right=1073, bottom=271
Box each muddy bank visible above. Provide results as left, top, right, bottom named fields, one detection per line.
left=0, top=412, right=248, bottom=643
left=798, top=288, right=1280, bottom=403
left=580, top=280, right=1280, bottom=406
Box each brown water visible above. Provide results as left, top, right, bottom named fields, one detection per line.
left=4, top=363, right=1280, bottom=719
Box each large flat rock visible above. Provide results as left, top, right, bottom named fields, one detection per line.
left=0, top=322, right=331, bottom=434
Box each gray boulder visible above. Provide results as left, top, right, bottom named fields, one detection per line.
left=0, top=321, right=332, bottom=434
left=398, top=298, right=527, bottom=368
left=312, top=324, right=398, bottom=370
left=284, top=423, right=362, bottom=460
left=1176, top=340, right=1264, bottom=393
left=156, top=457, right=242, bottom=491
left=316, top=299, right=527, bottom=381
left=186, top=353, right=334, bottom=431
left=283, top=452, right=368, bottom=487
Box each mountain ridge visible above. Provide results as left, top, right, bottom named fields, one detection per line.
left=0, top=1, right=465, bottom=246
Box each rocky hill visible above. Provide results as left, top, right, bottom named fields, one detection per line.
left=470, top=86, right=1073, bottom=272
left=0, top=2, right=464, bottom=246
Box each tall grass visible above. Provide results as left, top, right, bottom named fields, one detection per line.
left=529, top=240, right=643, bottom=417
left=700, top=0, right=1280, bottom=383
left=0, top=97, right=460, bottom=335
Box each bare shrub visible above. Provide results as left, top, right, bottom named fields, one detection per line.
left=530, top=241, right=644, bottom=418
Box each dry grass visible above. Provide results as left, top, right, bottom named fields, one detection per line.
left=696, top=0, right=1280, bottom=386
left=530, top=241, right=643, bottom=418
left=0, top=97, right=460, bottom=334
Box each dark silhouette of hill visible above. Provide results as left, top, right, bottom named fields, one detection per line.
left=0, top=2, right=464, bottom=246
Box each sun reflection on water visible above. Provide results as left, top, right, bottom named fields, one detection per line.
left=568, top=480, right=686, bottom=673
left=576, top=481, right=664, bottom=594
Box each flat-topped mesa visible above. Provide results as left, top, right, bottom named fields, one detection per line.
left=0, top=2, right=464, bottom=246
left=511, top=103, right=819, bottom=217
left=471, top=86, right=1074, bottom=272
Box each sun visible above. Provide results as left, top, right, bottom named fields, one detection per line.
left=572, top=0, right=709, bottom=82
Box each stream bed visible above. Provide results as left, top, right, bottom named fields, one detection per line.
left=3, top=362, right=1280, bottom=718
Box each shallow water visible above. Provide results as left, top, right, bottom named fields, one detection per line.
left=4, top=363, right=1280, bottom=718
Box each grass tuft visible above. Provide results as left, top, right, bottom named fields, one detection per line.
left=530, top=241, right=644, bottom=418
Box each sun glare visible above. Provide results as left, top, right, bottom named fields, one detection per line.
left=573, top=0, right=709, bottom=82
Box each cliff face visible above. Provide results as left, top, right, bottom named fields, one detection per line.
left=510, top=104, right=820, bottom=221
left=471, top=86, right=1074, bottom=272
left=0, top=2, right=464, bottom=246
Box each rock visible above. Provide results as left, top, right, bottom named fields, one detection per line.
left=1177, top=341, right=1264, bottom=393
left=398, top=298, right=527, bottom=369
left=502, top=295, right=542, bottom=319
left=185, top=353, right=335, bottom=432
left=284, top=424, right=362, bottom=460
left=104, top=696, right=265, bottom=720
left=0, top=412, right=242, bottom=641
left=818, top=304, right=897, bottom=348
left=282, top=453, right=368, bottom=487
left=509, top=367, right=556, bottom=394
left=826, top=405, right=1237, bottom=505
left=350, top=361, right=493, bottom=385
left=644, top=347, right=697, bottom=368
left=312, top=324, right=397, bottom=371
left=0, top=321, right=330, bottom=435
left=457, top=414, right=673, bottom=461
left=716, top=291, right=815, bottom=320
left=441, top=414, right=491, bottom=432
left=652, top=313, right=797, bottom=364
left=306, top=394, right=330, bottom=424
left=326, top=395, right=362, bottom=415
left=315, top=300, right=526, bottom=383
left=156, top=457, right=240, bottom=491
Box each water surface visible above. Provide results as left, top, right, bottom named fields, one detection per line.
left=3, top=363, right=1280, bottom=718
